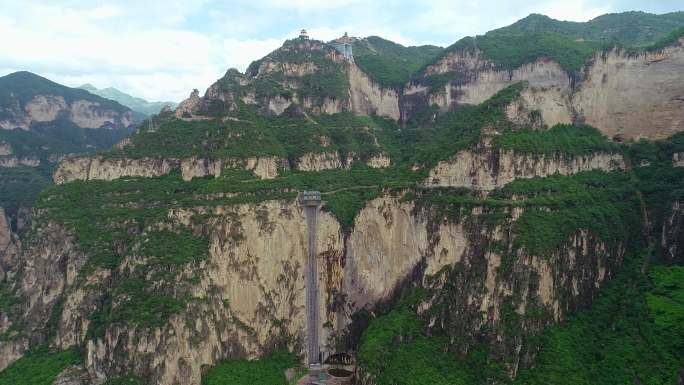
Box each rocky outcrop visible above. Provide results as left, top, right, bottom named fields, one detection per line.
left=295, top=152, right=343, bottom=172
left=180, top=156, right=282, bottom=180
left=53, top=155, right=285, bottom=184
left=673, top=152, right=684, bottom=167
left=0, top=142, right=11, bottom=156
left=366, top=153, right=391, bottom=168
left=175, top=89, right=203, bottom=118
left=0, top=339, right=28, bottom=372
left=0, top=207, right=20, bottom=282
left=406, top=38, right=684, bottom=139
left=53, top=156, right=177, bottom=184
left=1, top=95, right=134, bottom=131
left=348, top=64, right=400, bottom=120
left=0, top=156, right=40, bottom=168
left=662, top=201, right=684, bottom=263
left=425, top=149, right=624, bottom=190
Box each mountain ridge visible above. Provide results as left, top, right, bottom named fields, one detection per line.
left=78, top=83, right=177, bottom=116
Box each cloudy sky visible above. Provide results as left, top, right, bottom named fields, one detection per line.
left=0, top=0, right=681, bottom=102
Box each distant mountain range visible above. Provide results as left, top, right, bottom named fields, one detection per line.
left=79, top=83, right=177, bottom=116
left=0, top=71, right=140, bottom=218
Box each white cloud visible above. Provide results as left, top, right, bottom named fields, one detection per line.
left=0, top=0, right=679, bottom=102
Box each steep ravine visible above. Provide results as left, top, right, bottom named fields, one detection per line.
left=3, top=188, right=625, bottom=384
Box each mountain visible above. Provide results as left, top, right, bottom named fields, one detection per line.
left=352, top=36, right=443, bottom=88
left=0, top=11, right=683, bottom=385
left=79, top=83, right=177, bottom=116
left=0, top=71, right=139, bottom=221
left=507, top=11, right=684, bottom=47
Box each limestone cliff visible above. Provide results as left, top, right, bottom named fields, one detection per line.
left=0, top=156, right=40, bottom=168
left=54, top=150, right=386, bottom=184
left=425, top=149, right=624, bottom=190
left=662, top=201, right=684, bottom=263
left=674, top=152, right=684, bottom=167
left=0, top=93, right=135, bottom=131
left=405, top=37, right=684, bottom=140
left=53, top=155, right=285, bottom=184
left=175, top=38, right=400, bottom=120
left=4, top=191, right=622, bottom=384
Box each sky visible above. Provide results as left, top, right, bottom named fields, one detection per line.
left=0, top=0, right=682, bottom=103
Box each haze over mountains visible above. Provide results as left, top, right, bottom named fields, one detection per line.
left=0, top=10, right=683, bottom=385
left=78, top=84, right=177, bottom=116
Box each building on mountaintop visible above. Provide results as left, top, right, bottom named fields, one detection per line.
left=300, top=29, right=309, bottom=39
left=330, top=32, right=354, bottom=61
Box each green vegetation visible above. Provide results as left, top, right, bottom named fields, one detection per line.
left=352, top=36, right=442, bottom=88
left=426, top=11, right=684, bottom=75
left=514, top=260, right=683, bottom=385
left=506, top=12, right=684, bottom=48
left=202, top=349, right=297, bottom=385
left=356, top=253, right=684, bottom=385
left=0, top=165, right=51, bottom=218
left=0, top=347, right=81, bottom=385
left=444, top=32, right=599, bottom=72
left=241, top=39, right=349, bottom=103
left=493, top=124, right=621, bottom=156
left=112, top=110, right=387, bottom=161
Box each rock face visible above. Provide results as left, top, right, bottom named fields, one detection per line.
left=405, top=38, right=684, bottom=140
left=0, top=94, right=134, bottom=131
left=673, top=152, right=684, bottom=167
left=52, top=156, right=177, bottom=184
left=0, top=207, right=20, bottom=282
left=295, top=152, right=343, bottom=172
left=175, top=39, right=401, bottom=120
left=6, top=192, right=622, bottom=384
left=425, top=149, right=624, bottom=190
left=175, top=89, right=203, bottom=119
left=0, top=142, right=12, bottom=157
left=0, top=156, right=40, bottom=168
left=53, top=155, right=286, bottom=184
left=574, top=45, right=684, bottom=140
left=366, top=153, right=391, bottom=168
left=662, top=201, right=684, bottom=263
left=347, top=64, right=400, bottom=120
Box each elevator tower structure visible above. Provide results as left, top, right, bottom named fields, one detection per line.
left=300, top=191, right=322, bottom=366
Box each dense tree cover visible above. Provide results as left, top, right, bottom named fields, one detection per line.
left=356, top=253, right=684, bottom=385
left=427, top=11, right=684, bottom=74
left=202, top=349, right=299, bottom=385
left=0, top=347, right=81, bottom=385
left=112, top=108, right=387, bottom=161
left=506, top=12, right=684, bottom=48
left=352, top=36, right=443, bottom=88
left=0, top=165, right=51, bottom=219
left=493, top=124, right=622, bottom=156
